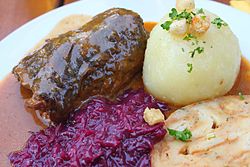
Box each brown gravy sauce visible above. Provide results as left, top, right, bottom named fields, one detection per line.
left=0, top=19, right=249, bottom=166
left=0, top=14, right=92, bottom=167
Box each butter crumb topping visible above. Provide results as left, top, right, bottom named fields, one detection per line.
left=143, top=107, right=165, bottom=125
left=176, top=0, right=195, bottom=12
left=190, top=14, right=210, bottom=34
left=169, top=19, right=188, bottom=35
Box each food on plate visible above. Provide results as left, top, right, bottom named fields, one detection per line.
left=176, top=0, right=195, bottom=12
left=9, top=89, right=168, bottom=166
left=12, top=8, right=148, bottom=123
left=2, top=0, right=250, bottom=166
left=151, top=95, right=250, bottom=166
left=143, top=0, right=241, bottom=106
left=230, top=0, right=250, bottom=14
left=143, top=107, right=165, bottom=125
left=167, top=128, right=192, bottom=142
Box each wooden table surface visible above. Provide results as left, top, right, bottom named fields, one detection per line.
left=0, top=0, right=230, bottom=40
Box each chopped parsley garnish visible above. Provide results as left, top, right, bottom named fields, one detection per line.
left=191, top=11, right=196, bottom=16
left=197, top=8, right=205, bottom=14
left=187, top=63, right=193, bottom=73
left=178, top=10, right=194, bottom=23
left=183, top=34, right=196, bottom=41
left=182, top=48, right=185, bottom=52
left=201, top=15, right=206, bottom=20
left=161, top=8, right=196, bottom=31
left=169, top=8, right=194, bottom=22
left=211, top=17, right=228, bottom=29
left=239, top=92, right=245, bottom=100
left=197, top=47, right=204, bottom=53
left=189, top=47, right=204, bottom=58
left=168, top=128, right=192, bottom=142
left=169, top=8, right=178, bottom=20
left=207, top=133, right=216, bottom=140
left=183, top=34, right=199, bottom=45
left=161, top=21, right=172, bottom=31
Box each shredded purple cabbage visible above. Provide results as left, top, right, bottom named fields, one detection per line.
left=9, top=89, right=168, bottom=167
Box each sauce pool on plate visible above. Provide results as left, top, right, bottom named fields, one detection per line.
left=228, top=57, right=250, bottom=95
left=0, top=17, right=249, bottom=166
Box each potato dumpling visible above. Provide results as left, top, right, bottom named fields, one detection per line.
left=143, top=10, right=241, bottom=106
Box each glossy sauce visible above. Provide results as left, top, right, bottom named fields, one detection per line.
left=0, top=19, right=250, bottom=166
left=228, top=57, right=250, bottom=95
left=0, top=14, right=92, bottom=167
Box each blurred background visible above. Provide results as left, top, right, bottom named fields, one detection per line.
left=0, top=0, right=249, bottom=40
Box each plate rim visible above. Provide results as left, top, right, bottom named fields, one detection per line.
left=0, top=0, right=250, bottom=80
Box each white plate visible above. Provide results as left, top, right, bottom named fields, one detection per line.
left=0, top=0, right=250, bottom=80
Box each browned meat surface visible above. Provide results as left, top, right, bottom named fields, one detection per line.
left=13, top=8, right=148, bottom=123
